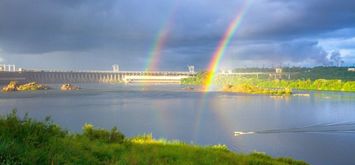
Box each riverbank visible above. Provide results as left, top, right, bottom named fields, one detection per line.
left=0, top=111, right=307, bottom=164
left=182, top=73, right=355, bottom=92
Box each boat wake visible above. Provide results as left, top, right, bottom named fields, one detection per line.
left=234, top=121, right=355, bottom=136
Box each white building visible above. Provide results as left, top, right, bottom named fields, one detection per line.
left=275, top=68, right=283, bottom=74
left=0, top=64, right=16, bottom=72
left=112, top=64, right=120, bottom=72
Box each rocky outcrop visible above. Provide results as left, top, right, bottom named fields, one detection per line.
left=60, top=84, right=80, bottom=91
left=17, top=82, right=48, bottom=91
left=2, top=81, right=48, bottom=92
left=2, top=81, right=18, bottom=92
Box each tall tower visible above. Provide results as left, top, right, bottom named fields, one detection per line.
left=188, top=65, right=195, bottom=73
left=0, top=64, right=16, bottom=72
left=112, top=65, right=120, bottom=72
left=0, top=64, right=4, bottom=71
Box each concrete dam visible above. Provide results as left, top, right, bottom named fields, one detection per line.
left=0, top=65, right=196, bottom=84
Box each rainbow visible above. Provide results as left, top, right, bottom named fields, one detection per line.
left=203, top=0, right=253, bottom=92
left=145, top=23, right=171, bottom=71
left=145, top=1, right=179, bottom=71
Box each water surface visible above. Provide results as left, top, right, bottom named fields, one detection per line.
left=0, top=83, right=354, bottom=165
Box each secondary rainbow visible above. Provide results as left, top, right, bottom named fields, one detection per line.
left=145, top=1, right=179, bottom=71
left=203, top=0, right=253, bottom=92
left=145, top=24, right=171, bottom=71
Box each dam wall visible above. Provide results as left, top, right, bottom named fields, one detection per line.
left=0, top=71, right=195, bottom=84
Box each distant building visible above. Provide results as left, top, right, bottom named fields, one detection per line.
left=0, top=64, right=16, bottom=72
left=275, top=68, right=282, bottom=74
left=112, top=65, right=120, bottom=72
left=348, top=68, right=355, bottom=72
left=220, top=70, right=231, bottom=75
left=188, top=65, right=195, bottom=73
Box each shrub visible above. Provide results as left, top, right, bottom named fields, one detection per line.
left=82, top=123, right=125, bottom=143
left=130, top=133, right=154, bottom=144
left=209, top=144, right=229, bottom=151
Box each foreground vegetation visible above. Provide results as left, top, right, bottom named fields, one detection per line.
left=182, top=72, right=355, bottom=92
left=0, top=111, right=307, bottom=164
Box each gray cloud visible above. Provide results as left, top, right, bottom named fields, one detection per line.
left=221, top=40, right=331, bottom=67
left=329, top=51, right=344, bottom=66
left=238, top=0, right=355, bottom=40
left=0, top=0, right=354, bottom=70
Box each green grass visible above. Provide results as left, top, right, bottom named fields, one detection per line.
left=0, top=110, right=308, bottom=164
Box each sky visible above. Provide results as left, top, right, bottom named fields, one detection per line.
left=0, top=0, right=355, bottom=71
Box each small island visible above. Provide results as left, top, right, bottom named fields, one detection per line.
left=223, top=84, right=292, bottom=95
left=60, top=84, right=80, bottom=91
left=2, top=81, right=48, bottom=92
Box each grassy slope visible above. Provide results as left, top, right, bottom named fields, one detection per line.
left=0, top=111, right=307, bottom=165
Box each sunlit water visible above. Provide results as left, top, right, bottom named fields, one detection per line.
left=0, top=83, right=354, bottom=165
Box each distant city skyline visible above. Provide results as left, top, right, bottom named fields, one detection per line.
left=0, top=0, right=355, bottom=71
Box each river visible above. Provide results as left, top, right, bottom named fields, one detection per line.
left=0, top=83, right=354, bottom=165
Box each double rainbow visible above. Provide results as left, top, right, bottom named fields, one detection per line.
left=203, top=0, right=253, bottom=92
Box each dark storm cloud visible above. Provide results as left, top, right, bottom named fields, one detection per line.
left=0, top=0, right=354, bottom=69
left=239, top=0, right=355, bottom=40
left=225, top=40, right=330, bottom=65
left=0, top=0, right=162, bottom=53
